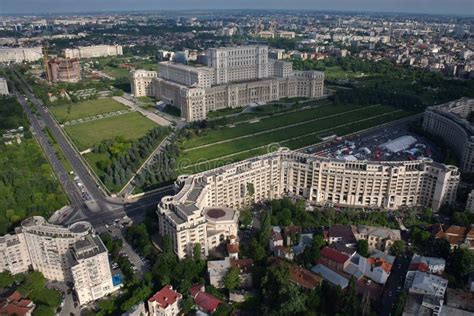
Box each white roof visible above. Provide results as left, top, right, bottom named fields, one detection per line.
left=380, top=135, right=417, bottom=153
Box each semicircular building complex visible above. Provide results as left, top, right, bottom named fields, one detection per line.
left=157, top=148, right=460, bottom=258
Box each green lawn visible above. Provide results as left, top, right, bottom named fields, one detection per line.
left=103, top=66, right=130, bottom=79
left=65, top=112, right=157, bottom=150
left=50, top=98, right=127, bottom=123
left=181, top=103, right=371, bottom=149
left=179, top=110, right=413, bottom=174
left=207, top=107, right=244, bottom=119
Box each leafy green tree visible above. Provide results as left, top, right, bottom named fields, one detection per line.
left=32, top=305, right=54, bottom=316
left=389, top=240, right=406, bottom=256
left=240, top=209, right=252, bottom=227
left=446, top=248, right=474, bottom=288
left=222, top=267, right=241, bottom=291
left=357, top=239, right=369, bottom=257
left=0, top=271, right=15, bottom=289
left=428, top=238, right=451, bottom=259
left=193, top=243, right=202, bottom=261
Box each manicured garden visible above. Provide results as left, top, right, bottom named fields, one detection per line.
left=50, top=98, right=126, bottom=123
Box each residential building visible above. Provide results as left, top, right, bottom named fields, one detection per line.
left=158, top=148, right=460, bottom=259
left=344, top=251, right=395, bottom=284
left=326, top=225, right=357, bottom=247
left=319, top=247, right=350, bottom=272
left=47, top=58, right=81, bottom=83
left=207, top=257, right=254, bottom=289
left=270, top=258, right=322, bottom=290
left=122, top=302, right=147, bottom=316
left=147, top=285, right=182, bottom=316
left=0, top=291, right=35, bottom=316
left=434, top=225, right=473, bottom=250
left=189, top=284, right=222, bottom=314
left=0, top=217, right=117, bottom=306
left=70, top=235, right=115, bottom=306
left=404, top=271, right=448, bottom=315
left=409, top=254, right=446, bottom=274
left=0, top=47, right=43, bottom=63
left=0, top=77, right=9, bottom=95
left=132, top=45, right=325, bottom=121
left=352, top=225, right=401, bottom=252
left=311, top=264, right=349, bottom=289
left=466, top=189, right=474, bottom=213
left=0, top=233, right=30, bottom=275
left=130, top=70, right=158, bottom=97
left=423, top=98, right=474, bottom=173
left=64, top=45, right=123, bottom=59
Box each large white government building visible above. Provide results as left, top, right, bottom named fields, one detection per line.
left=158, top=148, right=459, bottom=259
left=423, top=98, right=474, bottom=173
left=0, top=217, right=117, bottom=306
left=131, top=45, right=325, bottom=122
left=64, top=45, right=123, bottom=59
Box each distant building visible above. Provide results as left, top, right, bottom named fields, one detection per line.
left=0, top=77, right=9, bottom=95
left=207, top=257, right=254, bottom=289
left=132, top=45, right=325, bottom=121
left=47, top=58, right=81, bottom=83
left=130, top=70, right=158, bottom=97
left=64, top=45, right=123, bottom=59
left=423, top=98, right=474, bottom=173
left=434, top=225, right=474, bottom=250
left=404, top=270, right=448, bottom=315
left=0, top=47, right=43, bottom=64
left=147, top=285, right=182, bottom=316
left=409, top=254, right=446, bottom=274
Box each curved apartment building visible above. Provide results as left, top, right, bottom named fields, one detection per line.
left=423, top=98, right=474, bottom=173
left=157, top=149, right=459, bottom=258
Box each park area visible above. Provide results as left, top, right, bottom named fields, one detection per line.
left=49, top=98, right=127, bottom=123
left=177, top=102, right=415, bottom=174
left=65, top=111, right=157, bottom=151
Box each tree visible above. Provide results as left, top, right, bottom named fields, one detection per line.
left=0, top=271, right=14, bottom=289
left=246, top=182, right=255, bottom=196
left=389, top=240, right=406, bottom=256
left=193, top=243, right=202, bottom=261
left=240, top=209, right=252, bottom=227
left=446, top=248, right=474, bottom=288
left=428, top=238, right=451, bottom=259
left=222, top=267, right=241, bottom=291
left=300, top=234, right=325, bottom=267
left=249, top=238, right=266, bottom=262
left=357, top=239, right=369, bottom=257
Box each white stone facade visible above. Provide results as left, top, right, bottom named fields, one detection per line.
left=0, top=47, right=43, bottom=63
left=157, top=148, right=460, bottom=258
left=64, top=45, right=123, bottom=59
left=131, top=70, right=158, bottom=97
left=131, top=45, right=325, bottom=122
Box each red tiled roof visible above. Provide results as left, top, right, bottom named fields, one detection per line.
left=230, top=258, right=254, bottom=274
left=0, top=291, right=34, bottom=316
left=320, top=247, right=349, bottom=264
left=289, top=265, right=322, bottom=289
left=148, top=285, right=181, bottom=309
left=367, top=258, right=392, bottom=273
left=227, top=243, right=239, bottom=254
left=409, top=262, right=429, bottom=272
left=7, top=291, right=21, bottom=302
left=189, top=285, right=222, bottom=313
left=445, top=226, right=467, bottom=236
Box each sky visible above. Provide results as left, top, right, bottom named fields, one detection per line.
left=1, top=0, right=473, bottom=15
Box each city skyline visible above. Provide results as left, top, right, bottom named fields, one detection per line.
left=1, top=0, right=474, bottom=15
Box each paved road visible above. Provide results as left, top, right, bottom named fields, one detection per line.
left=12, top=88, right=88, bottom=213
left=377, top=253, right=411, bottom=316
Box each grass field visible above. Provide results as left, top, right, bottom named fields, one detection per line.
left=178, top=105, right=414, bottom=173
left=50, top=98, right=127, bottom=123
left=181, top=102, right=367, bottom=149
left=65, top=112, right=157, bottom=150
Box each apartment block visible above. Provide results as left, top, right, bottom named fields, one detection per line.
left=64, top=45, right=123, bottom=59
left=0, top=217, right=116, bottom=306
left=158, top=148, right=459, bottom=258
left=131, top=45, right=324, bottom=121
left=0, top=47, right=43, bottom=64
left=0, top=77, right=9, bottom=95
left=70, top=235, right=115, bottom=306
left=423, top=98, right=474, bottom=172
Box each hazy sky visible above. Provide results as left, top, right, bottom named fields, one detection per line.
left=1, top=0, right=473, bottom=15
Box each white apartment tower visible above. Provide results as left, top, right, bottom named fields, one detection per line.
left=131, top=70, right=158, bottom=97
left=0, top=217, right=116, bottom=306
left=70, top=235, right=114, bottom=306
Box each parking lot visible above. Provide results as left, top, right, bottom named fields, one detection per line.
left=305, top=120, right=443, bottom=163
